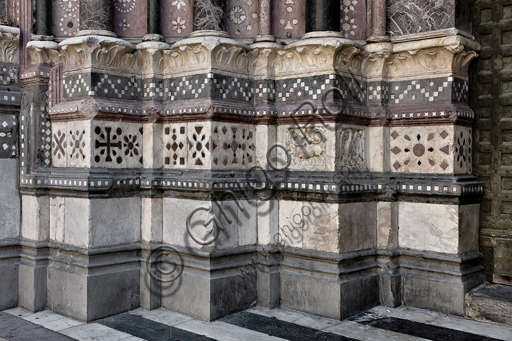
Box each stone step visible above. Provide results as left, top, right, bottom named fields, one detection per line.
left=466, top=284, right=512, bottom=326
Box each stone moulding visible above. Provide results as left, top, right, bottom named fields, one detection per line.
left=0, top=25, right=19, bottom=64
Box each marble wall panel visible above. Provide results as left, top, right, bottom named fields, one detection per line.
left=302, top=202, right=340, bottom=254
left=161, top=0, right=193, bottom=38
left=398, top=202, right=459, bottom=254
left=51, top=120, right=91, bottom=168
left=21, top=195, right=49, bottom=242
left=272, top=0, right=306, bottom=39
left=92, top=121, right=143, bottom=168
left=390, top=125, right=455, bottom=174
left=226, top=0, right=259, bottom=39
left=187, top=121, right=211, bottom=169
left=339, top=202, right=377, bottom=253
left=163, top=123, right=188, bottom=169
left=453, top=125, right=472, bottom=174
left=278, top=200, right=303, bottom=248
left=113, top=0, right=147, bottom=38
left=51, top=0, right=80, bottom=38
left=211, top=122, right=256, bottom=170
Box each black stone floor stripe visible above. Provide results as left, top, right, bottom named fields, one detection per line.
left=349, top=312, right=503, bottom=341
left=0, top=312, right=75, bottom=341
left=220, top=311, right=358, bottom=341
left=97, top=313, right=217, bottom=341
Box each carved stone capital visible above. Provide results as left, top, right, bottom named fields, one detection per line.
left=250, top=41, right=281, bottom=79
left=136, top=41, right=171, bottom=76
left=58, top=35, right=136, bottom=73
left=161, top=31, right=250, bottom=77
left=274, top=34, right=366, bottom=79
left=377, top=35, right=480, bottom=81
left=27, top=41, right=59, bottom=66
left=0, top=25, right=20, bottom=63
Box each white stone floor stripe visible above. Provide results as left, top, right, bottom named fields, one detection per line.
left=130, top=308, right=288, bottom=341
left=5, top=308, right=136, bottom=340
left=176, top=319, right=289, bottom=341
left=247, top=307, right=429, bottom=341
left=369, top=306, right=512, bottom=341
left=59, top=323, right=144, bottom=341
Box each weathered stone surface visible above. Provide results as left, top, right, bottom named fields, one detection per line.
left=387, top=0, right=472, bottom=37
left=339, top=202, right=377, bottom=253
left=21, top=195, right=50, bottom=242
left=79, top=0, right=114, bottom=32
left=399, top=202, right=479, bottom=255
left=466, top=284, right=512, bottom=326
left=0, top=160, right=19, bottom=240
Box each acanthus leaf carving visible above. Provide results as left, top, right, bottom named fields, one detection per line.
left=59, top=36, right=135, bottom=71
left=0, top=26, right=19, bottom=63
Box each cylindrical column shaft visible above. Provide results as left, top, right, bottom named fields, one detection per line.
left=305, top=0, right=340, bottom=33
left=259, top=0, right=271, bottom=36
left=36, top=0, right=51, bottom=36
left=371, top=0, right=387, bottom=38
left=79, top=0, right=114, bottom=32
left=147, top=0, right=161, bottom=35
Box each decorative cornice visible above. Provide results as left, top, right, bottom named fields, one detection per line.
left=0, top=25, right=20, bottom=63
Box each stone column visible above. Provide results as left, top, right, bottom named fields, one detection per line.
left=305, top=0, right=340, bottom=33
left=147, top=0, right=161, bottom=35
left=368, top=0, right=388, bottom=42
left=255, top=0, right=275, bottom=42
left=35, top=0, right=50, bottom=36
left=79, top=0, right=114, bottom=34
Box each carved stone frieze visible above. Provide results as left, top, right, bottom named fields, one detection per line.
left=0, top=25, right=19, bottom=63
left=338, top=127, right=365, bottom=172
left=286, top=126, right=330, bottom=170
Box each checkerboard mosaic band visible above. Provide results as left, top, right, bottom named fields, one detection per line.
left=59, top=71, right=468, bottom=108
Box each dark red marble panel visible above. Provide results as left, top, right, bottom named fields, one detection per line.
left=6, top=0, right=20, bottom=27
left=226, top=0, right=258, bottom=39
left=272, top=0, right=306, bottom=39
left=51, top=0, right=79, bottom=38
left=340, top=0, right=366, bottom=40
left=114, top=0, right=147, bottom=38
left=161, top=0, right=193, bottom=38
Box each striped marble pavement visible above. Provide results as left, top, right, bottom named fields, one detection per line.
left=0, top=304, right=510, bottom=341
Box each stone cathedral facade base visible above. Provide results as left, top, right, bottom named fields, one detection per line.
left=0, top=0, right=486, bottom=323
